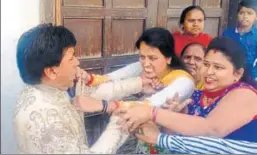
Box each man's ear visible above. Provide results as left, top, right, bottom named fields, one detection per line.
left=43, top=67, right=58, bottom=80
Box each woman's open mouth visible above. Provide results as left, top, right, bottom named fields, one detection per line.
left=204, top=77, right=215, bottom=84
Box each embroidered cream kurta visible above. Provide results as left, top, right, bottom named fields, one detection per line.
left=13, top=84, right=129, bottom=154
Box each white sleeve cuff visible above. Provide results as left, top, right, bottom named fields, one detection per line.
left=146, top=77, right=195, bottom=107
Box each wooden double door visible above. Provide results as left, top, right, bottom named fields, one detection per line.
left=42, top=0, right=229, bottom=74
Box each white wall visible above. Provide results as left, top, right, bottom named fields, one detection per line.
left=1, top=0, right=40, bottom=153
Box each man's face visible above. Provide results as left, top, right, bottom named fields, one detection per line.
left=238, top=6, right=257, bottom=28
left=54, top=47, right=80, bottom=90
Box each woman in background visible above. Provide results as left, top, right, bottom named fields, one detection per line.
left=180, top=43, right=206, bottom=90
left=173, top=5, right=212, bottom=57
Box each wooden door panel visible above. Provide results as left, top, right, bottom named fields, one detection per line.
left=197, top=0, right=229, bottom=36
left=167, top=17, right=180, bottom=32
left=63, top=7, right=146, bottom=18
left=111, top=19, right=144, bottom=56
left=146, top=0, right=158, bottom=28
left=204, top=18, right=220, bottom=36
left=113, top=0, right=145, bottom=8
left=60, top=0, right=153, bottom=74
left=64, top=18, right=103, bottom=58
left=63, top=0, right=104, bottom=7
left=157, top=0, right=169, bottom=27
left=197, top=0, right=221, bottom=8
left=169, top=0, right=193, bottom=8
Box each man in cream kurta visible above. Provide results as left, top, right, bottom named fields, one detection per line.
left=13, top=82, right=134, bottom=154
left=13, top=23, right=143, bottom=154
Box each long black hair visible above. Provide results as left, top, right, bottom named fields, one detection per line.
left=135, top=27, right=188, bottom=71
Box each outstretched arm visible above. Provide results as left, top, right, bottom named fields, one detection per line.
left=135, top=121, right=257, bottom=154
left=146, top=77, right=194, bottom=107
left=107, top=61, right=142, bottom=80
left=116, top=76, right=195, bottom=109
left=87, top=77, right=143, bottom=101
left=119, top=88, right=257, bottom=136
